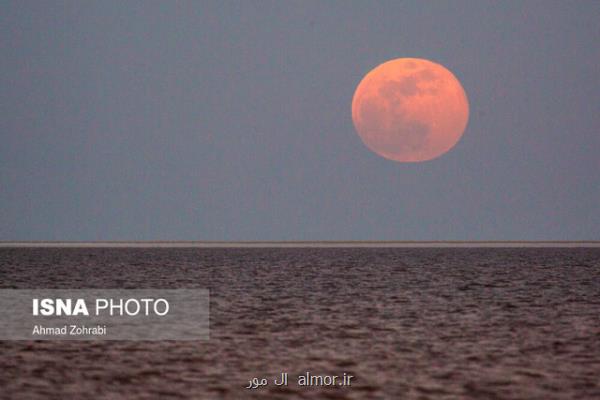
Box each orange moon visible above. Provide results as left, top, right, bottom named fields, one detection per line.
left=351, top=58, right=469, bottom=162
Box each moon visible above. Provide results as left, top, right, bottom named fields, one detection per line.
left=351, top=58, right=469, bottom=162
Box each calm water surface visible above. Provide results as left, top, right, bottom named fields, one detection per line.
left=0, top=248, right=599, bottom=399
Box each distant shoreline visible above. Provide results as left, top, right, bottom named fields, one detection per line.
left=1, top=241, right=599, bottom=248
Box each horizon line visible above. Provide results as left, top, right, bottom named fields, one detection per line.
left=1, top=240, right=599, bottom=248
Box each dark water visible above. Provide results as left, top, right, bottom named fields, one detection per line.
left=1, top=247, right=599, bottom=399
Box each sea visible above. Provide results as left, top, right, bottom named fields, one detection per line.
left=0, top=245, right=599, bottom=399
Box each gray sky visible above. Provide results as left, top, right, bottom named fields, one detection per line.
left=1, top=1, right=599, bottom=241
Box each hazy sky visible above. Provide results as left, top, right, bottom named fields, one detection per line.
left=1, top=1, right=599, bottom=241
